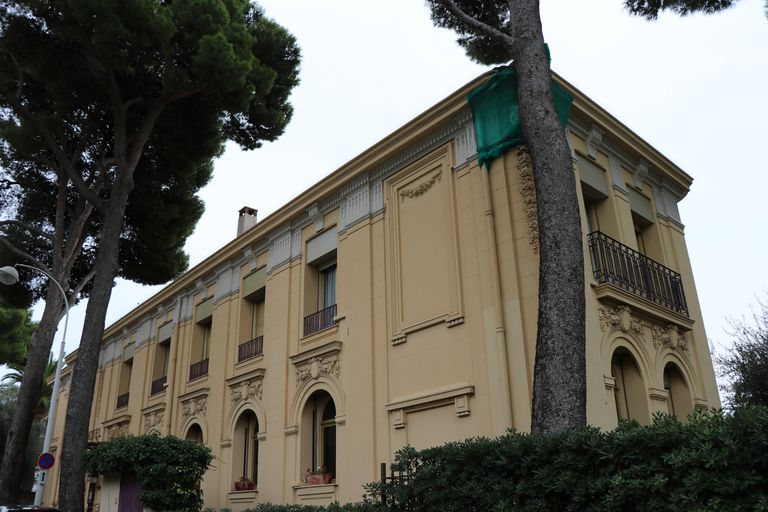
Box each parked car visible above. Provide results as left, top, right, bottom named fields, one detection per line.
left=0, top=507, right=60, bottom=512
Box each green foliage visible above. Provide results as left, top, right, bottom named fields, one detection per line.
left=374, top=409, right=768, bottom=511
left=717, top=298, right=768, bottom=409
left=623, top=0, right=737, bottom=20
left=424, top=0, right=512, bottom=65
left=0, top=306, right=35, bottom=366
left=2, top=353, right=56, bottom=413
left=84, top=434, right=213, bottom=512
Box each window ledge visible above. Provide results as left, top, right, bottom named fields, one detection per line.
left=293, top=482, right=337, bottom=496
left=228, top=489, right=257, bottom=504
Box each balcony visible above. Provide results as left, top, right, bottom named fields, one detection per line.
left=189, top=358, right=209, bottom=381
left=303, top=304, right=337, bottom=337
left=150, top=375, right=167, bottom=396
left=116, top=393, right=130, bottom=409
left=238, top=336, right=264, bottom=363
left=587, top=232, right=688, bottom=317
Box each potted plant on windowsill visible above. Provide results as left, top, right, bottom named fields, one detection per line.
left=234, top=476, right=255, bottom=491
left=304, top=466, right=334, bottom=485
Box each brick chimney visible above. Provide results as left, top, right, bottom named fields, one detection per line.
left=237, top=206, right=258, bottom=236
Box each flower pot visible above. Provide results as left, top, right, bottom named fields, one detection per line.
left=306, top=472, right=333, bottom=485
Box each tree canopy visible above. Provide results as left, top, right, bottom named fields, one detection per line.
left=0, top=0, right=300, bottom=505
left=717, top=298, right=768, bottom=409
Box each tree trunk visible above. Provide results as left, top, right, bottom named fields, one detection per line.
left=0, top=288, right=63, bottom=502
left=58, top=184, right=133, bottom=511
left=512, top=0, right=586, bottom=432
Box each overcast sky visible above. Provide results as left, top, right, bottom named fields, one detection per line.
left=18, top=0, right=768, bottom=387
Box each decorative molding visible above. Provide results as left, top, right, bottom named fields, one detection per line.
left=585, top=124, right=604, bottom=159
left=608, top=156, right=627, bottom=193
left=88, top=428, right=102, bottom=443
left=306, top=203, right=324, bottom=231
left=399, top=169, right=442, bottom=202
left=386, top=383, right=474, bottom=416
left=454, top=121, right=477, bottom=167
left=651, top=323, right=688, bottom=351
left=102, top=415, right=131, bottom=440
left=195, top=279, right=207, bottom=299
left=392, top=409, right=406, bottom=429
left=290, top=341, right=342, bottom=387
left=227, top=369, right=265, bottom=406
left=516, top=147, right=539, bottom=253
left=391, top=334, right=407, bottom=346
left=446, top=315, right=465, bottom=328
left=143, top=409, right=164, bottom=432
left=603, top=375, right=617, bottom=391
left=179, top=389, right=209, bottom=421
left=598, top=304, right=644, bottom=336
left=635, top=159, right=650, bottom=188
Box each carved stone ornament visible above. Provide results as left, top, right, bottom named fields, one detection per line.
left=516, top=147, right=539, bottom=253
left=88, top=428, right=101, bottom=443
left=400, top=169, right=442, bottom=202
left=143, top=410, right=164, bottom=431
left=296, top=354, right=341, bottom=386
left=229, top=378, right=264, bottom=405
left=586, top=124, right=605, bottom=159
left=652, top=324, right=689, bottom=351
left=306, top=203, right=324, bottom=231
left=181, top=396, right=207, bottom=420
left=598, top=304, right=645, bottom=336
left=106, top=423, right=129, bottom=440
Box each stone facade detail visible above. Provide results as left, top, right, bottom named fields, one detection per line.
left=598, top=304, right=644, bottom=336
left=586, top=124, right=604, bottom=159
left=181, top=396, right=207, bottom=420
left=651, top=324, right=688, bottom=351
left=230, top=378, right=264, bottom=404
left=143, top=410, right=164, bottom=431
left=296, top=355, right=341, bottom=386
left=105, top=423, right=129, bottom=440
left=399, top=169, right=442, bottom=201
left=516, top=147, right=539, bottom=253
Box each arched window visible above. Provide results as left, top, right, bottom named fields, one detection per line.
left=664, top=363, right=693, bottom=421
left=232, top=410, right=259, bottom=489
left=185, top=424, right=204, bottom=444
left=611, top=348, right=650, bottom=425
left=301, top=390, right=336, bottom=480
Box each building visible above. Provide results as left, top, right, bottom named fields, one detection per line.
left=43, top=69, right=719, bottom=510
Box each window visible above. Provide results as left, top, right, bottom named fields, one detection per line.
left=116, top=360, right=132, bottom=409
left=303, top=227, right=338, bottom=336
left=611, top=348, right=650, bottom=425
left=301, top=390, right=336, bottom=480
left=232, top=410, right=259, bottom=489
left=185, top=424, right=204, bottom=444
left=318, top=262, right=337, bottom=311
left=240, top=268, right=266, bottom=362
left=664, top=363, right=693, bottom=421
left=151, top=326, right=171, bottom=395
left=189, top=321, right=211, bottom=381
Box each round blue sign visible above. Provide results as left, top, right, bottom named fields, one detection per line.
left=37, top=452, right=55, bottom=470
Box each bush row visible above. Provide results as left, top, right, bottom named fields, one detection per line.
left=216, top=408, right=768, bottom=511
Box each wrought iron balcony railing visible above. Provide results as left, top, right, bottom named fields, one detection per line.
left=116, top=392, right=130, bottom=409
left=303, top=304, right=337, bottom=337
left=238, top=336, right=264, bottom=363
left=189, top=358, right=209, bottom=381
left=587, top=231, right=688, bottom=317
left=150, top=375, right=167, bottom=396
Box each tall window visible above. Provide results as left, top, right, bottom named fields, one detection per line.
left=318, top=262, right=336, bottom=310
left=664, top=363, right=693, bottom=421
left=185, top=424, right=204, bottom=444
left=232, top=411, right=259, bottom=488
left=611, top=348, right=650, bottom=425
left=301, top=390, right=336, bottom=480
left=151, top=333, right=171, bottom=395
left=116, top=360, right=132, bottom=409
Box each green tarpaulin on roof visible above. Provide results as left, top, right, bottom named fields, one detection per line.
left=469, top=66, right=573, bottom=169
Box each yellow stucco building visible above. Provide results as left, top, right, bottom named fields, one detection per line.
left=43, top=70, right=719, bottom=510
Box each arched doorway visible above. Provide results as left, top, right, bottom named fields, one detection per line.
left=185, top=423, right=204, bottom=444
left=300, top=390, right=336, bottom=480
left=231, top=410, right=259, bottom=489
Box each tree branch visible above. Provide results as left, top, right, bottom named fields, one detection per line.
left=436, top=0, right=515, bottom=46
left=0, top=220, right=54, bottom=242
left=69, top=267, right=95, bottom=301
left=0, top=236, right=51, bottom=274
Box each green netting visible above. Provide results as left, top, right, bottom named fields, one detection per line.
left=469, top=65, right=573, bottom=169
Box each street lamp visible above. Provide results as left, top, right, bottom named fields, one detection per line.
left=0, top=264, right=69, bottom=507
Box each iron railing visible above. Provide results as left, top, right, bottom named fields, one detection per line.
left=588, top=231, right=688, bottom=316
left=189, top=358, right=209, bottom=381
left=116, top=393, right=130, bottom=409
left=303, top=304, right=337, bottom=336
left=378, top=462, right=420, bottom=512
left=150, top=375, right=167, bottom=395
left=238, top=336, right=264, bottom=362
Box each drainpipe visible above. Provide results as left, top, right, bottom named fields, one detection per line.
left=480, top=166, right=514, bottom=432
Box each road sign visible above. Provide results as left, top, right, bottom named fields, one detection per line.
left=37, top=452, right=55, bottom=470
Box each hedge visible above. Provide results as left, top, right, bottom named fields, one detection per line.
left=173, top=409, right=768, bottom=511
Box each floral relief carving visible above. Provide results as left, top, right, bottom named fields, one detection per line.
left=296, top=355, right=341, bottom=386
left=399, top=169, right=442, bottom=202
left=598, top=304, right=645, bottom=337
left=229, top=378, right=264, bottom=405
left=651, top=324, right=689, bottom=352
left=181, top=396, right=207, bottom=420
left=516, top=147, right=539, bottom=253
left=106, top=423, right=129, bottom=440
left=143, top=410, right=164, bottom=431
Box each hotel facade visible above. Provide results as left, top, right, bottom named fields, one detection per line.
left=43, top=70, right=719, bottom=510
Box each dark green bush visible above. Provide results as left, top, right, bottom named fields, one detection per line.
left=84, top=434, right=213, bottom=512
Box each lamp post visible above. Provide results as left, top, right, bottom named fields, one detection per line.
left=0, top=264, right=69, bottom=507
